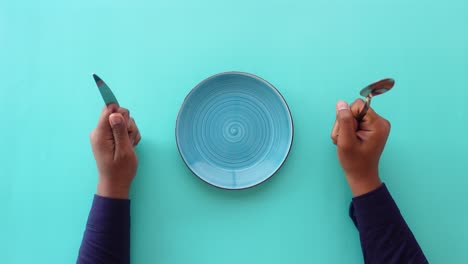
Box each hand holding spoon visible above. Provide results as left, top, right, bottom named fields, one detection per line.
left=331, top=78, right=394, bottom=145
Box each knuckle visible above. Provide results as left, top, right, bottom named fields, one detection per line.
left=89, top=130, right=97, bottom=142
left=353, top=98, right=365, bottom=106
left=119, top=108, right=130, bottom=117
left=338, top=141, right=354, bottom=152
left=129, top=119, right=136, bottom=130
left=379, top=118, right=391, bottom=132
left=352, top=98, right=365, bottom=109
left=384, top=119, right=391, bottom=130
left=331, top=136, right=337, bottom=145
left=90, top=131, right=105, bottom=145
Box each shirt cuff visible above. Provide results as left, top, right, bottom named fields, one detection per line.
left=86, top=195, right=131, bottom=233
left=348, top=183, right=402, bottom=229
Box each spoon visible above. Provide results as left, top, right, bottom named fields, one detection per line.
left=356, top=78, right=395, bottom=121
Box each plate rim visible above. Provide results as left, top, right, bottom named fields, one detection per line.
left=175, top=71, right=294, bottom=190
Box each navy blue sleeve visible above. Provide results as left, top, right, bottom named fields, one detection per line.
left=77, top=195, right=130, bottom=264
left=349, top=184, right=428, bottom=264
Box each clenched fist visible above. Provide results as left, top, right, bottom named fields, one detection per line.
left=90, top=104, right=141, bottom=199
left=331, top=99, right=390, bottom=197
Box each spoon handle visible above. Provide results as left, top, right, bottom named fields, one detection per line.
left=356, top=96, right=371, bottom=122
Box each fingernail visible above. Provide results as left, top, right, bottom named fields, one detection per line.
left=110, top=114, right=122, bottom=125
left=337, top=101, right=349, bottom=111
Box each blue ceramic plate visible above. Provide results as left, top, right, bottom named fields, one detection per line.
left=176, top=72, right=293, bottom=189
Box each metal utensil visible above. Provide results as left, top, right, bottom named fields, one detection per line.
left=92, top=73, right=120, bottom=106
left=356, top=78, right=394, bottom=121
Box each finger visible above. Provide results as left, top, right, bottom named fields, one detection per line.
left=350, top=99, right=366, bottom=119
left=331, top=101, right=346, bottom=144
left=362, top=107, right=380, bottom=123
left=96, top=104, right=119, bottom=130
left=360, top=110, right=390, bottom=139
left=350, top=99, right=382, bottom=124
left=127, top=117, right=137, bottom=133
left=331, top=120, right=339, bottom=145
left=109, top=113, right=133, bottom=158
left=96, top=106, right=110, bottom=130
left=127, top=118, right=138, bottom=140
left=336, top=101, right=359, bottom=149
left=127, top=118, right=138, bottom=144
left=134, top=131, right=141, bottom=146
left=117, top=108, right=130, bottom=128
left=107, top=103, right=119, bottom=113
left=355, top=106, right=381, bottom=133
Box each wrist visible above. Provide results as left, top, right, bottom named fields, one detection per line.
left=97, top=181, right=130, bottom=199
left=345, top=170, right=382, bottom=197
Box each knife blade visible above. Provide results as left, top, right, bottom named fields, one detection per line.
left=93, top=73, right=120, bottom=106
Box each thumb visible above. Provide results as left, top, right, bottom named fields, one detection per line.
left=336, top=101, right=358, bottom=148
left=109, top=113, right=132, bottom=155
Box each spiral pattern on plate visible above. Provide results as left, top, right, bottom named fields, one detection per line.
left=176, top=72, right=293, bottom=189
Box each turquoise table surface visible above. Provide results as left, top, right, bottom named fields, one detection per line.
left=1, top=0, right=467, bottom=263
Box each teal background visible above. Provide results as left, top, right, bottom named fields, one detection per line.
left=1, top=0, right=467, bottom=263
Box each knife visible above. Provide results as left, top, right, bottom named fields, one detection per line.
left=92, top=73, right=120, bottom=106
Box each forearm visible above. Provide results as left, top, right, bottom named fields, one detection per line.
left=77, top=195, right=131, bottom=264
left=349, top=184, right=428, bottom=264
